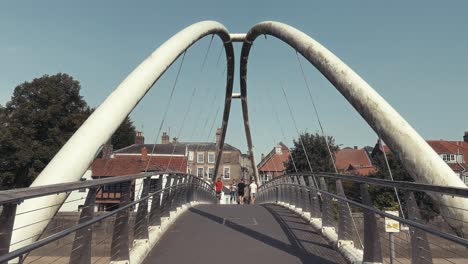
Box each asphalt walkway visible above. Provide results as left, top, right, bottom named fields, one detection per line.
left=143, top=204, right=347, bottom=264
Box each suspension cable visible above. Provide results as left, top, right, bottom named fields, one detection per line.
left=266, top=88, right=298, bottom=173
left=295, top=53, right=363, bottom=248
left=165, top=34, right=217, bottom=172
left=144, top=51, right=187, bottom=172
left=295, top=51, right=338, bottom=173
left=379, top=139, right=406, bottom=219
left=177, top=38, right=223, bottom=176
left=201, top=34, right=214, bottom=72
left=279, top=82, right=319, bottom=189
left=165, top=77, right=199, bottom=171
left=279, top=82, right=314, bottom=173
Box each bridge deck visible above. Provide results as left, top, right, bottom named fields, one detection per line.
left=143, top=204, right=347, bottom=264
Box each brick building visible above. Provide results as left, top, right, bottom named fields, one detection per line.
left=372, top=132, right=468, bottom=184
left=257, top=143, right=291, bottom=182
left=335, top=146, right=377, bottom=176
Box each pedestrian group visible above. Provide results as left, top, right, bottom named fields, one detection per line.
left=214, top=177, right=257, bottom=204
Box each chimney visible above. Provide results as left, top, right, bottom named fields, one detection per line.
left=102, top=142, right=113, bottom=159
left=135, top=131, right=145, bottom=145
left=216, top=128, right=222, bottom=146
left=172, top=137, right=178, bottom=144
left=354, top=146, right=358, bottom=150
left=162, top=132, right=169, bottom=144
left=464, top=132, right=468, bottom=143
left=141, top=147, right=148, bottom=161
left=261, top=153, right=265, bottom=161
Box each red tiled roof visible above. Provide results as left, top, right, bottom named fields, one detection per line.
left=92, top=156, right=187, bottom=177
left=447, top=163, right=468, bottom=173
left=346, top=165, right=377, bottom=176
left=335, top=148, right=373, bottom=171
left=426, top=140, right=468, bottom=160
left=258, top=144, right=290, bottom=173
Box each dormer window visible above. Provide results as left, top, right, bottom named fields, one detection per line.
left=275, top=146, right=282, bottom=154
left=442, top=154, right=460, bottom=163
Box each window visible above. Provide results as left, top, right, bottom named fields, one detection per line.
left=197, top=167, right=204, bottom=178
left=208, top=167, right=215, bottom=178
left=275, top=146, right=282, bottom=154
left=188, top=151, right=194, bottom=161
left=197, top=152, right=204, bottom=163
left=208, top=152, right=215, bottom=163
left=223, top=167, right=230, bottom=179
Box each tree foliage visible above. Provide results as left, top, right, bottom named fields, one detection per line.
left=111, top=116, right=136, bottom=150
left=369, top=149, right=439, bottom=221
left=286, top=132, right=339, bottom=173
left=0, top=74, right=89, bottom=188
left=0, top=73, right=136, bottom=189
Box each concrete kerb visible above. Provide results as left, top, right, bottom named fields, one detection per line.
left=128, top=201, right=208, bottom=264
left=275, top=202, right=364, bottom=264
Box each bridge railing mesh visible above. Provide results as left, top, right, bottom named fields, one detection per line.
left=0, top=172, right=215, bottom=264
left=257, top=173, right=468, bottom=264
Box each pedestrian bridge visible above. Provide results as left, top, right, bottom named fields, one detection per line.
left=0, top=20, right=468, bottom=263
left=1, top=172, right=467, bottom=264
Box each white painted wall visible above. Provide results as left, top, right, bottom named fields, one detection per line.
left=58, top=170, right=93, bottom=212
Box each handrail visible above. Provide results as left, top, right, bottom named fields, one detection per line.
left=0, top=171, right=206, bottom=205
left=263, top=172, right=468, bottom=198
left=258, top=178, right=468, bottom=247
left=0, top=180, right=212, bottom=263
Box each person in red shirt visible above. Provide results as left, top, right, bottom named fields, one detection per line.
left=215, top=177, right=223, bottom=204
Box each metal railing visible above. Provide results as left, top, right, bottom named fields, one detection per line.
left=0, top=172, right=215, bottom=264
left=257, top=173, right=468, bottom=264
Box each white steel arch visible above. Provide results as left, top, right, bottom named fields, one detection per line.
left=239, top=21, right=467, bottom=235
left=11, top=21, right=235, bottom=252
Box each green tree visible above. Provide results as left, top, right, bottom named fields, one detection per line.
left=370, top=149, right=439, bottom=221
left=286, top=132, right=339, bottom=173
left=0, top=73, right=136, bottom=189
left=111, top=116, right=136, bottom=150
left=0, top=74, right=90, bottom=189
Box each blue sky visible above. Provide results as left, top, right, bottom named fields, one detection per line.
left=1, top=1, right=467, bottom=159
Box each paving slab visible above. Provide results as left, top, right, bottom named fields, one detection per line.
left=143, top=204, right=347, bottom=264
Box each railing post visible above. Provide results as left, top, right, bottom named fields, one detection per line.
left=360, top=183, right=383, bottom=263
left=0, top=203, right=17, bottom=263
left=170, top=176, right=180, bottom=213
left=70, top=187, right=97, bottom=264
left=293, top=176, right=301, bottom=211
left=286, top=176, right=294, bottom=207
left=160, top=174, right=174, bottom=218
left=298, top=175, right=310, bottom=215
left=336, top=179, right=354, bottom=246
left=406, top=192, right=433, bottom=264
left=133, top=177, right=151, bottom=242
left=110, top=181, right=131, bottom=263
left=307, top=175, right=321, bottom=219
left=149, top=175, right=163, bottom=227
left=319, top=177, right=334, bottom=232
left=275, top=183, right=279, bottom=204
left=185, top=176, right=192, bottom=204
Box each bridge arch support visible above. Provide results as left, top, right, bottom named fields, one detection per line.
left=239, top=21, right=467, bottom=234
left=11, top=21, right=235, bottom=251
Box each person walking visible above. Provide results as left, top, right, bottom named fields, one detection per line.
left=237, top=178, right=246, bottom=204
left=215, top=177, right=223, bottom=204
left=249, top=180, right=258, bottom=205
left=230, top=180, right=237, bottom=204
